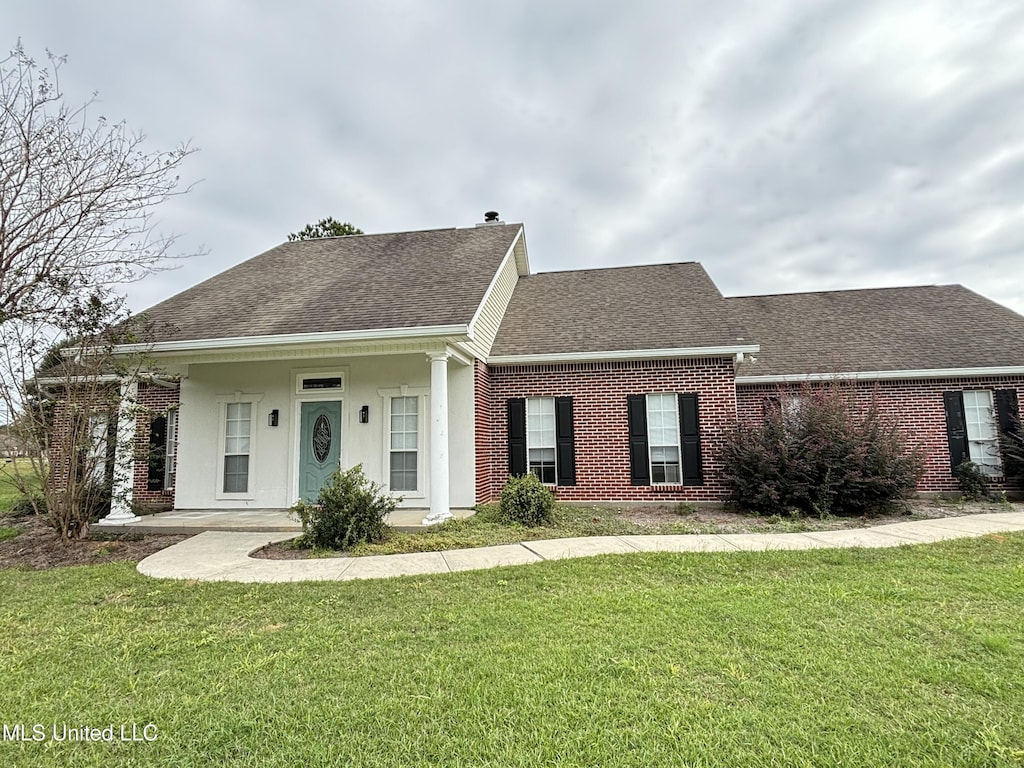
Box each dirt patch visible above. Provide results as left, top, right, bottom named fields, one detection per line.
left=0, top=513, right=190, bottom=571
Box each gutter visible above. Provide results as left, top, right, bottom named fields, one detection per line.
left=110, top=324, right=472, bottom=356
left=488, top=345, right=760, bottom=366
left=735, top=365, right=1024, bottom=384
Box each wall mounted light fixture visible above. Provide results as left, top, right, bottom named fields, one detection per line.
left=359, top=405, right=369, bottom=424
left=268, top=409, right=279, bottom=427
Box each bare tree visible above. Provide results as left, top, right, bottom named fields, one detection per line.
left=0, top=41, right=197, bottom=539
left=1, top=40, right=197, bottom=325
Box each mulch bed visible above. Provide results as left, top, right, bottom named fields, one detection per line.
left=0, top=512, right=190, bottom=570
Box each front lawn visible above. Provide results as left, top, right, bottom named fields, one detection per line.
left=1, top=534, right=1022, bottom=766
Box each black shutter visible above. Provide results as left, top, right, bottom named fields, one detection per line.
left=627, top=395, right=650, bottom=486
left=148, top=415, right=167, bottom=491
left=678, top=394, right=704, bottom=485
left=942, top=391, right=969, bottom=472
left=555, top=396, right=576, bottom=486
left=507, top=398, right=527, bottom=476
left=994, top=389, right=1020, bottom=435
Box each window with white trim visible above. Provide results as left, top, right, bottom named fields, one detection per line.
left=390, top=396, right=418, bottom=492
left=527, top=397, right=556, bottom=484
left=223, top=402, right=252, bottom=493
left=165, top=408, right=178, bottom=489
left=84, top=413, right=112, bottom=484
left=963, top=390, right=1003, bottom=476
left=646, top=394, right=681, bottom=484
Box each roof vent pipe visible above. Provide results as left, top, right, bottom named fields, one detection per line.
left=476, top=210, right=504, bottom=226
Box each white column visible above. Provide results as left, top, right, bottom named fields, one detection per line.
left=97, top=378, right=141, bottom=525
left=422, top=350, right=453, bottom=525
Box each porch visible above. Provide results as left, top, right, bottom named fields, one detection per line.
left=97, top=507, right=476, bottom=535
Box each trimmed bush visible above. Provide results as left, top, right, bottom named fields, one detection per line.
left=721, top=384, right=924, bottom=517
left=290, top=465, right=396, bottom=550
left=954, top=461, right=992, bottom=501
left=500, top=473, right=555, bottom=526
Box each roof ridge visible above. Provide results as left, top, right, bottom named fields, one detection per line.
left=726, top=284, right=960, bottom=300
left=527, top=261, right=702, bottom=277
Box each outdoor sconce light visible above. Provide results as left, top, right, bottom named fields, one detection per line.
left=359, top=405, right=369, bottom=424
left=268, top=409, right=279, bottom=427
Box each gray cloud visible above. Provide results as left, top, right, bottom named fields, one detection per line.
left=6, top=0, right=1023, bottom=316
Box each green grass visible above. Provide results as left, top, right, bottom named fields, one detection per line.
left=0, top=459, right=39, bottom=513
left=0, top=525, right=19, bottom=542
left=1, top=534, right=1023, bottom=766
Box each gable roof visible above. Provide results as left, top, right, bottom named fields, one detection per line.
left=490, top=262, right=749, bottom=358
left=731, top=285, right=1024, bottom=379
left=139, top=225, right=523, bottom=343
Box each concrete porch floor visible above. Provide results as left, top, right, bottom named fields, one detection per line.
left=95, top=507, right=476, bottom=535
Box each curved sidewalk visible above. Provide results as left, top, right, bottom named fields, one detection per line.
left=137, top=511, right=1024, bottom=583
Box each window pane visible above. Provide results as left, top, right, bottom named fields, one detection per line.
left=390, top=452, right=417, bottom=491
left=223, top=455, right=249, bottom=493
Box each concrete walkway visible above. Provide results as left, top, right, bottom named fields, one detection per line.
left=136, top=511, right=1024, bottom=583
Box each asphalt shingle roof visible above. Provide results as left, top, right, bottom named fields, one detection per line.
left=140, top=225, right=523, bottom=342
left=730, top=285, right=1024, bottom=377
left=490, top=262, right=747, bottom=356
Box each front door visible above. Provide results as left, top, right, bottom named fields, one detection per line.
left=299, top=401, right=342, bottom=502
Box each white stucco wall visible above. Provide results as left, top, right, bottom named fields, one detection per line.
left=173, top=353, right=475, bottom=509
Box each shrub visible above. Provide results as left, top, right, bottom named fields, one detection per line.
left=721, top=384, right=924, bottom=517
left=500, top=473, right=555, bottom=526
left=290, top=464, right=396, bottom=550
left=8, top=494, right=45, bottom=517
left=954, top=461, right=992, bottom=501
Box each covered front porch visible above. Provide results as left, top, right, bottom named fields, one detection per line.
left=97, top=506, right=477, bottom=535
left=96, top=336, right=480, bottom=530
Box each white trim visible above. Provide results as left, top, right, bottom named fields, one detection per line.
left=526, top=396, right=557, bottom=485
left=112, top=324, right=471, bottom=356
left=294, top=368, right=346, bottom=394
left=378, top=386, right=430, bottom=500
left=736, top=365, right=1024, bottom=384
left=487, top=345, right=760, bottom=366
left=646, top=393, right=682, bottom=486
left=214, top=393, right=264, bottom=501
left=467, top=229, right=524, bottom=336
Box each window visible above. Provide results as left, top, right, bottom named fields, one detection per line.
left=390, top=396, right=418, bottom=491
left=148, top=409, right=178, bottom=491
left=627, top=393, right=703, bottom=486
left=223, top=402, right=252, bottom=493
left=962, top=390, right=1002, bottom=477
left=507, top=397, right=576, bottom=486
left=527, top=397, right=557, bottom=484
left=165, top=408, right=178, bottom=489
left=80, top=413, right=113, bottom=484
left=646, top=394, right=681, bottom=484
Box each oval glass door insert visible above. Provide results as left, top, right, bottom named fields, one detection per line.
left=312, top=414, right=332, bottom=464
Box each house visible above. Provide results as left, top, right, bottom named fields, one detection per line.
left=78, top=215, right=1023, bottom=525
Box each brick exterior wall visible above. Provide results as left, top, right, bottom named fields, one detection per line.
left=479, top=358, right=738, bottom=503
left=736, top=377, right=1024, bottom=493
left=474, top=359, right=492, bottom=506
left=47, top=381, right=180, bottom=511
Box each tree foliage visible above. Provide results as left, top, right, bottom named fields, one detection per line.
left=287, top=217, right=363, bottom=241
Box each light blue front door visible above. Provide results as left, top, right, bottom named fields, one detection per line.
left=299, top=401, right=342, bottom=502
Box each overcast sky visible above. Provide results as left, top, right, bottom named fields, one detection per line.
left=8, top=0, right=1024, bottom=315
